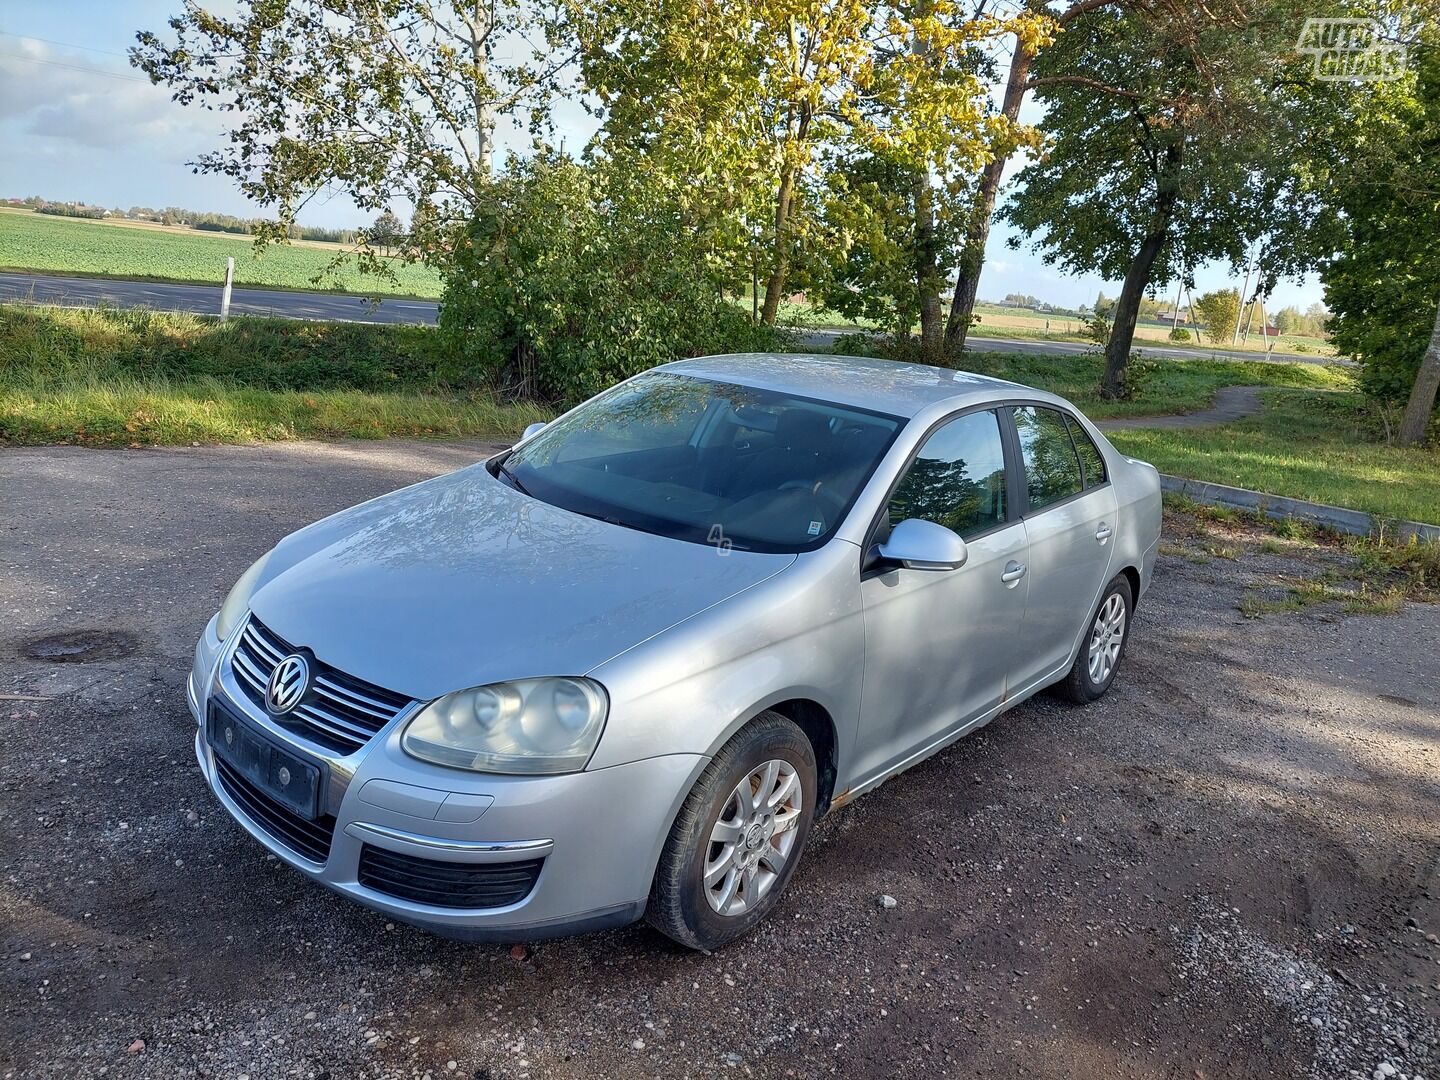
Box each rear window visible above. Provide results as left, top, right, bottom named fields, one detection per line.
left=1013, top=406, right=1083, bottom=511
left=1065, top=415, right=1107, bottom=488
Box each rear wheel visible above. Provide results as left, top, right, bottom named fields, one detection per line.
left=1057, top=574, right=1133, bottom=703
left=646, top=712, right=816, bottom=950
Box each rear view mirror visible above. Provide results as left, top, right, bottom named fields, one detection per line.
left=521, top=422, right=547, bottom=441
left=877, top=518, right=968, bottom=571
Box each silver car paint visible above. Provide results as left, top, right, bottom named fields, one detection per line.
left=189, top=353, right=1162, bottom=938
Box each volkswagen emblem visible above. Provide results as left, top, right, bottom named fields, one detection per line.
left=266, top=654, right=311, bottom=714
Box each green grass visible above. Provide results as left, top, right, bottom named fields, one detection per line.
left=1, top=381, right=544, bottom=446
left=1109, top=392, right=1440, bottom=525
left=0, top=208, right=443, bottom=298
left=0, top=304, right=541, bottom=446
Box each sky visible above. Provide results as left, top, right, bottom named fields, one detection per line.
left=0, top=1, right=1326, bottom=312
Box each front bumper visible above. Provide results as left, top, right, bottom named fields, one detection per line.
left=188, top=621, right=704, bottom=940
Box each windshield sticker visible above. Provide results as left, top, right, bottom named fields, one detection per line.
left=807, top=521, right=823, bottom=536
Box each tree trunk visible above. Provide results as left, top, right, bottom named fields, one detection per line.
left=1398, top=296, right=1440, bottom=446
left=468, top=14, right=494, bottom=175
left=1102, top=141, right=1182, bottom=397
left=914, top=170, right=943, bottom=358
left=910, top=1, right=942, bottom=359
left=944, top=43, right=1035, bottom=351
left=760, top=164, right=797, bottom=325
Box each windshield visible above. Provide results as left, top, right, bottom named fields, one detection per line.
left=499, top=372, right=904, bottom=553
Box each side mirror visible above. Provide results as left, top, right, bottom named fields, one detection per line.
left=876, top=518, right=968, bottom=571
left=520, top=421, right=547, bottom=442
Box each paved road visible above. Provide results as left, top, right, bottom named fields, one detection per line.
left=1, top=270, right=1336, bottom=364
left=2, top=440, right=1436, bottom=1080
left=1096, top=384, right=1266, bottom=431
left=0, top=270, right=440, bottom=325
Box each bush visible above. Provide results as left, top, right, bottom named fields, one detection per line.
left=1087, top=316, right=1110, bottom=345
left=1168, top=327, right=1191, bottom=342
left=439, top=155, right=787, bottom=404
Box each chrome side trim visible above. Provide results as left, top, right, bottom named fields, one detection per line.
left=344, top=821, right=554, bottom=864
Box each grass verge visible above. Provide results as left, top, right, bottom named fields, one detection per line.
left=0, top=380, right=546, bottom=446
left=1162, top=496, right=1438, bottom=617
left=1109, top=393, right=1440, bottom=525
left=0, top=304, right=542, bottom=446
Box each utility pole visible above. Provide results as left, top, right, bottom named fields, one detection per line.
left=221, top=257, right=234, bottom=322
left=1233, top=246, right=1256, bottom=346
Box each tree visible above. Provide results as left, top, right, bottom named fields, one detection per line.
left=1193, top=289, right=1241, bottom=346
left=1323, top=29, right=1440, bottom=444
left=1001, top=1, right=1338, bottom=396
left=438, top=154, right=780, bottom=402
left=369, top=210, right=404, bottom=255
left=567, top=0, right=1049, bottom=333
left=815, top=155, right=951, bottom=343
left=943, top=0, right=1117, bottom=351
left=132, top=0, right=559, bottom=275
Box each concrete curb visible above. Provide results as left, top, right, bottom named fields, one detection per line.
left=1159, top=474, right=1440, bottom=543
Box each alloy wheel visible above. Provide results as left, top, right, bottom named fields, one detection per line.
left=703, top=759, right=802, bottom=916
left=1087, top=592, right=1126, bottom=685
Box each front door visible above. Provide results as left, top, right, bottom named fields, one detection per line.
left=1008, top=405, right=1118, bottom=689
left=855, top=408, right=1029, bottom=787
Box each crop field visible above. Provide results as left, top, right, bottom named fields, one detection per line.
left=0, top=208, right=442, bottom=298
left=969, top=303, right=1334, bottom=356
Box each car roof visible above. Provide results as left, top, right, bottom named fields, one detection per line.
left=659, top=353, right=1031, bottom=419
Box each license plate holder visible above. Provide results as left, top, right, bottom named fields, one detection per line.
left=207, top=698, right=324, bottom=820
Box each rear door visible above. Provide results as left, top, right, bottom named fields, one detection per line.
left=1007, top=405, right=1118, bottom=690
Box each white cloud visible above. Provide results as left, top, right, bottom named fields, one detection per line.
left=0, top=38, right=216, bottom=152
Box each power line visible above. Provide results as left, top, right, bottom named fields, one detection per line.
left=0, top=31, right=131, bottom=58
left=0, top=51, right=150, bottom=83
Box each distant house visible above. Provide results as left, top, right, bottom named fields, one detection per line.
left=1155, top=309, right=1190, bottom=324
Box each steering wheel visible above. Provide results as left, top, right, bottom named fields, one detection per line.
left=778, top=479, right=846, bottom=520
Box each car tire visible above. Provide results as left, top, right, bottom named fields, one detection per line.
left=1056, top=573, right=1134, bottom=704
left=646, top=711, right=817, bottom=951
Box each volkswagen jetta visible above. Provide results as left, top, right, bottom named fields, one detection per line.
left=188, top=353, right=1162, bottom=949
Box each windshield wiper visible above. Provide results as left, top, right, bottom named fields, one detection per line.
left=496, top=460, right=531, bottom=496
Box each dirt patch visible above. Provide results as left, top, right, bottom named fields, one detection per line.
left=20, top=630, right=141, bottom=663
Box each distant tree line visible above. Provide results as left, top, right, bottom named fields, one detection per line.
left=6, top=195, right=360, bottom=244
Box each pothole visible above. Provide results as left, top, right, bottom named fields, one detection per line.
left=23, top=630, right=141, bottom=663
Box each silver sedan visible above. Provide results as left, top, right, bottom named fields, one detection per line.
left=188, top=353, right=1162, bottom=949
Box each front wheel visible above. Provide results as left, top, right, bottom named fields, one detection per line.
left=1057, top=574, right=1134, bottom=703
left=646, top=712, right=816, bottom=950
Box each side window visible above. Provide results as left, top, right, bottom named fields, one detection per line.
left=887, top=410, right=1008, bottom=538
left=1065, top=414, right=1107, bottom=488
left=1014, top=406, right=1083, bottom=511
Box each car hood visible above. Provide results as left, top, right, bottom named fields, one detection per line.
left=249, top=464, right=795, bottom=701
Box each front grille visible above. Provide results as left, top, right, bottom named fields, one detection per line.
left=229, top=615, right=413, bottom=756
left=215, top=757, right=335, bottom=864
left=357, top=845, right=543, bottom=909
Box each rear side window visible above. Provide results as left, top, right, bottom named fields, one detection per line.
left=1014, top=406, right=1083, bottom=511
left=887, top=410, right=1008, bottom=538
left=1065, top=415, right=1107, bottom=488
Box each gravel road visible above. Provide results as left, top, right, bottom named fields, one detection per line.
left=2, top=440, right=1437, bottom=1080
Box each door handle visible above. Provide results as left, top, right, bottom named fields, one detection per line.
left=1001, top=561, right=1027, bottom=584
left=1095, top=523, right=1113, bottom=544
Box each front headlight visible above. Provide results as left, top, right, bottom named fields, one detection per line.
left=214, top=552, right=271, bottom=641
left=402, top=678, right=609, bottom=775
